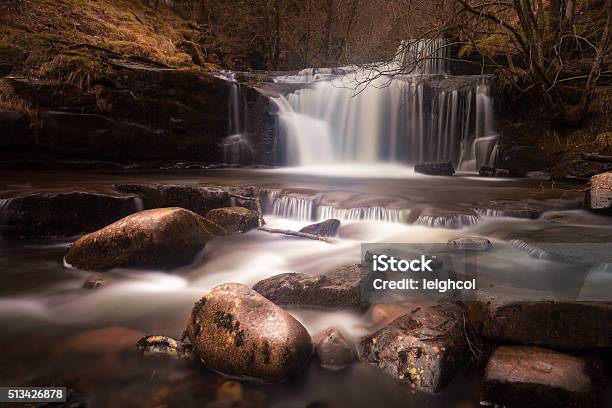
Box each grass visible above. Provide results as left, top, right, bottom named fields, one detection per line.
left=0, top=79, right=31, bottom=114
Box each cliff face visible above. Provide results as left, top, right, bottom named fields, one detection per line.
left=0, top=0, right=240, bottom=165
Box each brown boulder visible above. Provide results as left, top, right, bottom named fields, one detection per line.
left=481, top=346, right=604, bottom=408
left=252, top=264, right=369, bottom=310
left=206, top=206, right=259, bottom=233
left=466, top=289, right=612, bottom=349
left=185, top=283, right=312, bottom=383
left=585, top=172, right=612, bottom=214
left=299, top=219, right=341, bottom=237
left=65, top=208, right=224, bottom=271
left=358, top=304, right=467, bottom=394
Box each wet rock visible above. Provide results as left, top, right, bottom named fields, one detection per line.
left=299, top=219, right=341, bottom=237
left=447, top=237, right=493, bottom=251
left=479, top=166, right=511, bottom=177
left=83, top=274, right=107, bottom=289
left=526, top=171, right=552, bottom=181
left=414, top=160, right=455, bottom=176
left=253, top=264, right=369, bottom=310
left=480, top=346, right=604, bottom=408
left=358, top=304, right=467, bottom=394
left=38, top=111, right=176, bottom=161
left=65, top=208, right=224, bottom=271
left=479, top=166, right=496, bottom=177
left=367, top=302, right=426, bottom=326
left=585, top=172, right=612, bottom=214
left=313, top=327, right=354, bottom=370
left=466, top=289, right=612, bottom=349
left=114, top=184, right=230, bottom=216
left=206, top=207, right=259, bottom=233
left=136, top=335, right=194, bottom=360
left=0, top=110, right=34, bottom=149
left=0, top=192, right=138, bottom=239
left=186, top=283, right=312, bottom=383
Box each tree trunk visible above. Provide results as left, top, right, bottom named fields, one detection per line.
left=579, top=0, right=612, bottom=117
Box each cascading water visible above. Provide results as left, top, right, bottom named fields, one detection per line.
left=272, top=39, right=498, bottom=171
left=219, top=72, right=253, bottom=165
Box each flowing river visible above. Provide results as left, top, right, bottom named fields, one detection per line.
left=1, top=167, right=612, bottom=407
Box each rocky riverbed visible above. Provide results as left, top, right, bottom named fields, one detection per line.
left=1, top=167, right=611, bottom=407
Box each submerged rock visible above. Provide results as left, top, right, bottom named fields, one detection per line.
left=83, top=274, right=107, bottom=289
left=447, top=237, right=493, bottom=251
left=313, top=327, right=354, bottom=370
left=65, top=208, right=224, bottom=271
left=526, top=171, right=552, bottom=181
left=358, top=304, right=467, bottom=394
left=252, top=264, right=369, bottom=310
left=136, top=335, right=194, bottom=360
left=0, top=192, right=138, bottom=239
left=585, top=172, right=612, bottom=214
left=114, top=184, right=230, bottom=216
left=466, top=289, right=612, bottom=349
left=299, top=219, right=341, bottom=237
left=206, top=206, right=259, bottom=233
left=414, top=160, right=455, bottom=176
left=186, top=283, right=312, bottom=383
left=480, top=346, right=604, bottom=408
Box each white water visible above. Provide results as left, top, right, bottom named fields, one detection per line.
left=272, top=39, right=499, bottom=171
left=220, top=71, right=253, bottom=165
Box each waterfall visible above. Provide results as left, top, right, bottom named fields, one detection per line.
left=218, top=71, right=253, bottom=165
left=272, top=39, right=498, bottom=171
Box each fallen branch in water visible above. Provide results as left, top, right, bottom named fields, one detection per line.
left=258, top=226, right=337, bottom=244
left=581, top=153, right=612, bottom=163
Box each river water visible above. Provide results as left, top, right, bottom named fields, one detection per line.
left=1, top=167, right=611, bottom=407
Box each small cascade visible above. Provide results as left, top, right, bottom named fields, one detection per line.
left=271, top=195, right=316, bottom=221
left=415, top=214, right=480, bottom=229
left=272, top=38, right=499, bottom=171
left=317, top=205, right=409, bottom=223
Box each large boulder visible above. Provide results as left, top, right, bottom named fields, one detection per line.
left=114, top=184, right=230, bottom=216
left=65, top=208, right=224, bottom=271
left=466, top=289, right=612, bottom=349
left=0, top=192, right=138, bottom=239
left=480, top=346, right=604, bottom=408
left=253, top=264, right=369, bottom=310
left=299, top=219, right=341, bottom=237
left=358, top=304, right=467, bottom=394
left=185, top=283, right=312, bottom=382
left=414, top=160, right=455, bottom=176
left=585, top=172, right=612, bottom=214
left=206, top=206, right=259, bottom=233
